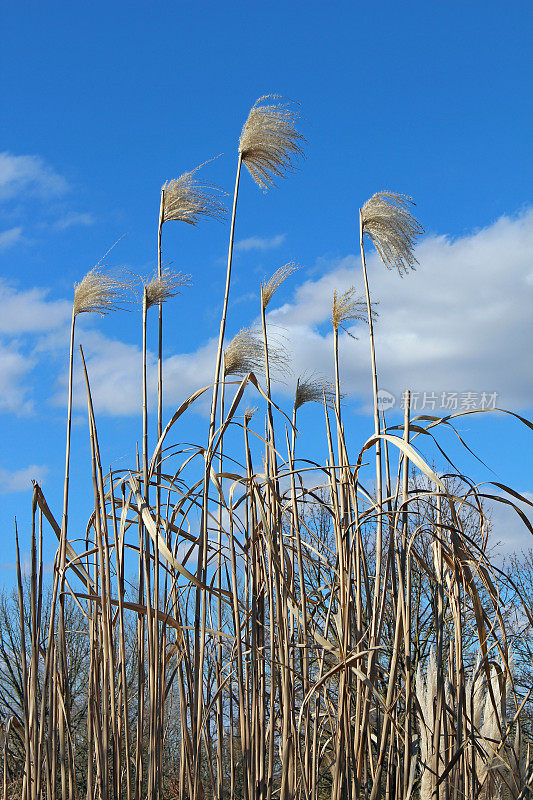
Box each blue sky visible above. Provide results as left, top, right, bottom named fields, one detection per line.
left=1, top=0, right=532, bottom=577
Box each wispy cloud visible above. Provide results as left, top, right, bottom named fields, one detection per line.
left=53, top=211, right=95, bottom=230
left=0, top=152, right=69, bottom=201
left=0, top=464, right=48, bottom=494
left=0, top=226, right=23, bottom=251
left=236, top=233, right=286, bottom=252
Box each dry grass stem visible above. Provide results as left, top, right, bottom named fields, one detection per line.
left=361, top=190, right=424, bottom=275
left=239, top=95, right=306, bottom=190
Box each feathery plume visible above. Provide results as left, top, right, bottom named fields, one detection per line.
left=294, top=374, right=336, bottom=411
left=415, top=648, right=440, bottom=800
left=73, top=267, right=131, bottom=317
left=161, top=160, right=227, bottom=225
left=224, top=327, right=266, bottom=377
left=239, top=95, right=306, bottom=191
left=144, top=268, right=191, bottom=310
left=261, top=262, right=298, bottom=309
left=224, top=326, right=289, bottom=378
left=361, top=191, right=424, bottom=276
left=479, top=665, right=507, bottom=793
left=244, top=406, right=257, bottom=424
left=332, top=285, right=373, bottom=331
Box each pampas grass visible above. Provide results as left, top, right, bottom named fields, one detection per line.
left=73, top=267, right=130, bottom=316
left=239, top=95, right=306, bottom=191
left=6, top=95, right=533, bottom=800
left=224, top=327, right=266, bottom=377
left=161, top=161, right=227, bottom=226
left=294, top=373, right=336, bottom=411
left=144, top=268, right=191, bottom=309
left=261, top=262, right=298, bottom=309
left=361, top=190, right=424, bottom=276
left=331, top=285, right=369, bottom=331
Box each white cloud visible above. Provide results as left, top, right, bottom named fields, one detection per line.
left=0, top=464, right=48, bottom=494
left=64, top=329, right=217, bottom=417
left=1, top=209, right=532, bottom=423
left=236, top=233, right=286, bottom=252
left=487, top=490, right=533, bottom=559
left=0, top=280, right=72, bottom=334
left=0, top=152, right=68, bottom=201
left=0, top=342, right=35, bottom=414
left=267, top=209, right=533, bottom=410
left=0, top=227, right=23, bottom=251
left=54, top=211, right=95, bottom=230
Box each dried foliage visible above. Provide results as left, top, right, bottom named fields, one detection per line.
left=361, top=190, right=424, bottom=275
left=239, top=95, right=306, bottom=191
left=161, top=160, right=227, bottom=225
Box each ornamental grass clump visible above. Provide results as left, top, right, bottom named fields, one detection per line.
left=5, top=94, right=533, bottom=800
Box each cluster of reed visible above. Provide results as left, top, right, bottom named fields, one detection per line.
left=4, top=95, right=533, bottom=800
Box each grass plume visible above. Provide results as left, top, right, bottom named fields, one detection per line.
left=294, top=373, right=336, bottom=411
left=261, top=261, right=298, bottom=309
left=144, top=268, right=191, bottom=309
left=161, top=160, right=227, bottom=225
left=361, top=190, right=424, bottom=275
left=239, top=95, right=306, bottom=191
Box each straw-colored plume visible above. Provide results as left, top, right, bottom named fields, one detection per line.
left=361, top=191, right=424, bottom=276
left=144, top=268, right=191, bottom=310
left=416, top=649, right=440, bottom=800
left=73, top=268, right=131, bottom=317
left=332, top=286, right=372, bottom=331
left=244, top=406, right=257, bottom=424
left=239, top=95, right=306, bottom=191
left=261, top=262, right=298, bottom=309
left=224, top=327, right=266, bottom=377
left=294, top=374, right=336, bottom=411
left=224, top=327, right=289, bottom=378
left=161, top=160, right=227, bottom=225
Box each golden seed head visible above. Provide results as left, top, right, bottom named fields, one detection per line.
left=73, top=268, right=131, bottom=317
left=261, top=262, right=298, bottom=309
left=144, top=268, right=191, bottom=310
left=331, top=286, right=373, bottom=331
left=294, top=374, right=336, bottom=411
left=224, top=327, right=265, bottom=377
left=361, top=191, right=424, bottom=276
left=161, top=159, right=227, bottom=225
left=239, top=95, right=306, bottom=191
